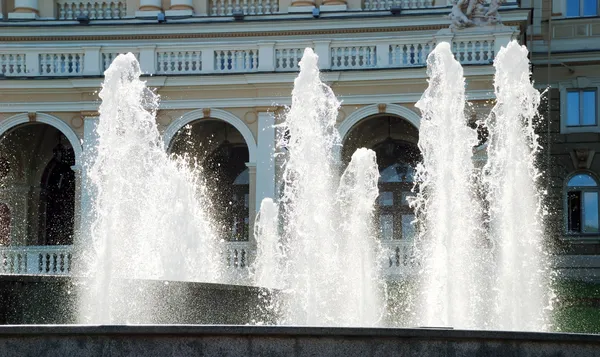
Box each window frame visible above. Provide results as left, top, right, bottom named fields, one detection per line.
left=561, top=0, right=599, bottom=18
left=566, top=89, right=598, bottom=127
left=560, top=79, right=600, bottom=134
left=564, top=171, right=600, bottom=237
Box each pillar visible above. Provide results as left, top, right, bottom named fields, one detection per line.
left=77, top=114, right=99, bottom=247
left=8, top=0, right=39, bottom=20
left=166, top=0, right=194, bottom=16
left=136, top=0, right=163, bottom=17
left=246, top=162, right=257, bottom=244
left=71, top=164, right=83, bottom=245
left=255, top=111, right=276, bottom=214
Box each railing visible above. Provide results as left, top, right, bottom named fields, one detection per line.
left=39, top=53, right=84, bottom=76
left=224, top=241, right=252, bottom=270
left=275, top=48, right=305, bottom=71
left=381, top=240, right=417, bottom=276
left=214, top=49, right=259, bottom=72
left=389, top=41, right=435, bottom=67
left=210, top=0, right=278, bottom=16
left=57, top=1, right=127, bottom=20
left=452, top=39, right=495, bottom=65
left=363, top=0, right=434, bottom=10
left=331, top=46, right=377, bottom=70
left=0, top=33, right=502, bottom=77
left=0, top=54, right=26, bottom=76
left=157, top=50, right=203, bottom=74
left=0, top=245, right=73, bottom=275
left=101, top=52, right=139, bottom=72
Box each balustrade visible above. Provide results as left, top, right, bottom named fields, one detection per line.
left=331, top=45, right=377, bottom=70
left=389, top=41, right=435, bottom=67
left=214, top=49, right=259, bottom=72
left=57, top=1, right=127, bottom=20
left=275, top=48, right=305, bottom=71
left=156, top=50, right=202, bottom=74
left=0, top=246, right=72, bottom=275
left=224, top=242, right=252, bottom=270
left=0, top=54, right=26, bottom=76
left=452, top=39, right=495, bottom=65
left=362, top=0, right=433, bottom=11
left=210, top=0, right=278, bottom=16
left=381, top=240, right=417, bottom=276
left=0, top=34, right=498, bottom=77
left=39, top=53, right=84, bottom=76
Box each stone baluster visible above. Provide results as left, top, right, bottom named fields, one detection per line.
left=167, top=0, right=194, bottom=16
left=8, top=0, right=39, bottom=19
left=136, top=0, right=163, bottom=17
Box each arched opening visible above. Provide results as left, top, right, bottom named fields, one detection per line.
left=0, top=123, right=76, bottom=246
left=170, top=119, right=250, bottom=241
left=342, top=114, right=420, bottom=241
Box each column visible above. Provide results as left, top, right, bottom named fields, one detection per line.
left=313, top=40, right=331, bottom=70
left=70, top=164, right=83, bottom=246
left=255, top=112, right=276, bottom=215
left=166, top=0, right=194, bottom=17
left=246, top=163, right=257, bottom=244
left=136, top=0, right=163, bottom=17
left=77, top=115, right=99, bottom=247
left=257, top=42, right=275, bottom=72
left=8, top=0, right=39, bottom=20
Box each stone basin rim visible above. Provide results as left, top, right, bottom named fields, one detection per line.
left=0, top=325, right=598, bottom=343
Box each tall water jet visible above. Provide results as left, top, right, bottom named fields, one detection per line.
left=255, top=48, right=383, bottom=326
left=413, top=42, right=486, bottom=329
left=78, top=53, right=223, bottom=323
left=483, top=41, right=552, bottom=331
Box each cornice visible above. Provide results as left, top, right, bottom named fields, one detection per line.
left=0, top=90, right=496, bottom=113
left=0, top=9, right=528, bottom=42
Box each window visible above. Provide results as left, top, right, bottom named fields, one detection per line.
left=567, top=0, right=598, bottom=17
left=566, top=173, right=600, bottom=234
left=567, top=89, right=597, bottom=127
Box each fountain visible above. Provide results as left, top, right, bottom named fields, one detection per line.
left=0, top=39, right=597, bottom=357
left=78, top=53, right=223, bottom=324
left=413, top=41, right=553, bottom=331
left=252, top=49, right=384, bottom=326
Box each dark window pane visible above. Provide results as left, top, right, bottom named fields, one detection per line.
left=582, top=90, right=597, bottom=125
left=583, top=0, right=598, bottom=16
left=379, top=191, right=394, bottom=206
left=567, top=91, right=580, bottom=126
left=402, top=214, right=416, bottom=240
left=380, top=214, right=394, bottom=240
left=567, top=174, right=598, bottom=187
left=584, top=191, right=599, bottom=233
left=567, top=0, right=581, bottom=16
left=568, top=191, right=582, bottom=232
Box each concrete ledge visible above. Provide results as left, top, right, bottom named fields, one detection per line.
left=0, top=325, right=599, bottom=356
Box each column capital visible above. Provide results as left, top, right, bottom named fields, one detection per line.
left=70, top=164, right=83, bottom=173
left=245, top=162, right=257, bottom=171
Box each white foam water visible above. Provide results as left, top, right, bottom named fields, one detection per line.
left=78, top=53, right=223, bottom=324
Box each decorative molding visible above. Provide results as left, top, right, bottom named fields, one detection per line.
left=570, top=149, right=595, bottom=170
left=0, top=113, right=83, bottom=165
left=202, top=108, right=211, bottom=118
left=338, top=103, right=421, bottom=140
left=163, top=108, right=258, bottom=162
left=377, top=103, right=387, bottom=113
left=27, top=112, right=36, bottom=122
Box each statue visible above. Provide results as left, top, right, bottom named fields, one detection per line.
left=449, top=0, right=505, bottom=30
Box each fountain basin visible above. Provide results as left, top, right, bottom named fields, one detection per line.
left=0, top=275, right=273, bottom=325
left=0, top=325, right=599, bottom=356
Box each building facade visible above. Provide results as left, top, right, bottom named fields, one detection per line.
left=0, top=0, right=596, bottom=287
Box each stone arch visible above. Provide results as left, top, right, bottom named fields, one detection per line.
left=338, top=104, right=421, bottom=141
left=0, top=113, right=83, bottom=166
left=163, top=109, right=257, bottom=163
